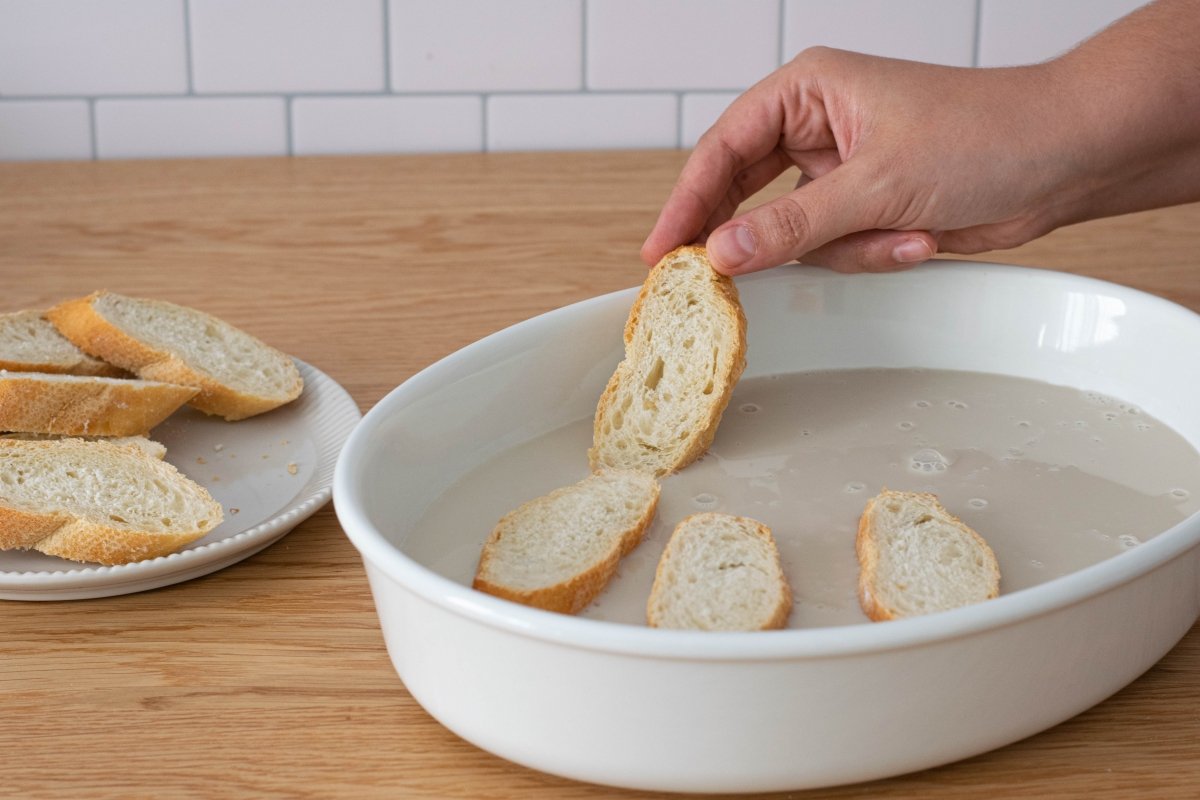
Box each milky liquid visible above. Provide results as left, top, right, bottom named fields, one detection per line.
left=406, top=369, right=1200, bottom=628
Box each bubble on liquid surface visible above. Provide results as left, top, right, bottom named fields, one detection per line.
left=1031, top=559, right=1045, bottom=569
left=739, top=403, right=761, bottom=414
left=693, top=493, right=718, bottom=508
left=844, top=481, right=866, bottom=494
left=897, top=421, right=915, bottom=431
left=945, top=400, right=968, bottom=410
left=1016, top=420, right=1032, bottom=429
left=908, top=448, right=951, bottom=474
left=1119, top=534, right=1141, bottom=548
left=967, top=498, right=989, bottom=509
left=914, top=400, right=931, bottom=409
left=1170, top=488, right=1190, bottom=500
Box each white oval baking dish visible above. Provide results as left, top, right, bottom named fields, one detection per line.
left=334, top=261, right=1200, bottom=793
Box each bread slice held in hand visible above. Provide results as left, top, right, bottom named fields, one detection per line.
left=0, top=310, right=124, bottom=377
left=856, top=489, right=1001, bottom=621
left=473, top=469, right=660, bottom=614
left=47, top=291, right=303, bottom=421
left=647, top=512, right=792, bottom=631
left=590, top=246, right=746, bottom=477
left=0, top=371, right=197, bottom=436
left=0, top=437, right=223, bottom=564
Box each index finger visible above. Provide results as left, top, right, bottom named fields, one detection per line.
left=640, top=67, right=833, bottom=265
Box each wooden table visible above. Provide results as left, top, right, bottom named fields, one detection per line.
left=1, top=151, right=1197, bottom=799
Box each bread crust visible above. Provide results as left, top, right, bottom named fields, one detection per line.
left=33, top=521, right=210, bottom=565
left=856, top=489, right=1000, bottom=622
left=473, top=472, right=660, bottom=614
left=46, top=292, right=302, bottom=421
left=0, top=372, right=197, bottom=436
left=589, top=246, right=747, bottom=476
left=0, top=504, right=71, bottom=550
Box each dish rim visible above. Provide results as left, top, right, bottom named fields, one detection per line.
left=334, top=260, right=1200, bottom=660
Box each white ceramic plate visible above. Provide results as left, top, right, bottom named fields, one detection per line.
left=0, top=360, right=360, bottom=601
left=336, top=262, right=1200, bottom=793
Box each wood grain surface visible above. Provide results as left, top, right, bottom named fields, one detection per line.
left=1, top=151, right=1197, bottom=800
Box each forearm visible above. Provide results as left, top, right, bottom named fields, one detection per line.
left=1046, top=0, right=1200, bottom=224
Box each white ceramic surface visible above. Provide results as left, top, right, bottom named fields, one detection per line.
left=334, top=262, right=1200, bottom=793
left=1, top=360, right=361, bottom=601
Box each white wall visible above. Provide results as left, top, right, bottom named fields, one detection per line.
left=0, top=0, right=1151, bottom=161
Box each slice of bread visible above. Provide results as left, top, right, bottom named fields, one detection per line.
left=46, top=291, right=303, bottom=421
left=1, top=432, right=167, bottom=460
left=0, top=310, right=124, bottom=377
left=0, top=437, right=223, bottom=563
left=647, top=512, right=792, bottom=631
left=0, top=371, right=197, bottom=436
left=856, top=489, right=1001, bottom=621
left=473, top=469, right=660, bottom=614
left=589, top=245, right=746, bottom=477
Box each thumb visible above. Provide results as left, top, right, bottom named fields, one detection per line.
left=705, top=165, right=877, bottom=275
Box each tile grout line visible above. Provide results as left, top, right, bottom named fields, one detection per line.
left=972, top=0, right=984, bottom=67
left=87, top=98, right=98, bottom=160
left=183, top=0, right=195, bottom=94
left=675, top=92, right=684, bottom=149
left=381, top=0, right=392, bottom=92
left=0, top=88, right=700, bottom=103
left=285, top=95, right=295, bottom=156
left=580, top=0, right=589, bottom=90
left=481, top=93, right=489, bottom=152
left=777, top=0, right=787, bottom=66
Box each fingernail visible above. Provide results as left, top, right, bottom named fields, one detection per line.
left=892, top=238, right=934, bottom=264
left=709, top=225, right=757, bottom=270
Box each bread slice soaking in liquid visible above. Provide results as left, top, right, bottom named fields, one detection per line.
left=473, top=470, right=660, bottom=614
left=856, top=489, right=1001, bottom=621
left=647, top=512, right=792, bottom=631
left=589, top=246, right=746, bottom=477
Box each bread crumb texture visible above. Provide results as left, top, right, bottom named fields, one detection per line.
left=590, top=246, right=746, bottom=477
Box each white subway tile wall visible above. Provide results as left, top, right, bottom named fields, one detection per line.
left=0, top=0, right=1153, bottom=160
left=586, top=0, right=779, bottom=90
left=783, top=0, right=977, bottom=66
left=488, top=93, right=677, bottom=151
left=977, top=0, right=1151, bottom=66
left=292, top=95, right=482, bottom=154
left=95, top=97, right=287, bottom=159
left=190, top=0, right=385, bottom=93
left=389, top=0, right=583, bottom=92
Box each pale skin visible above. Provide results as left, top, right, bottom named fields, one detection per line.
left=642, top=0, right=1200, bottom=276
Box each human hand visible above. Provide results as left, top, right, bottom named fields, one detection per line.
left=642, top=47, right=1083, bottom=275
